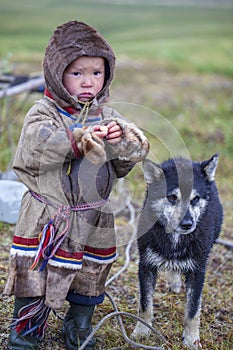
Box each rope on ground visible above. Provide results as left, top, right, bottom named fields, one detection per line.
left=79, top=178, right=169, bottom=350
left=79, top=310, right=166, bottom=350
left=105, top=179, right=137, bottom=286
left=216, top=238, right=233, bottom=250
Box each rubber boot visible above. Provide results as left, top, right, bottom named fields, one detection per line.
left=8, top=297, right=39, bottom=350
left=62, top=303, right=96, bottom=350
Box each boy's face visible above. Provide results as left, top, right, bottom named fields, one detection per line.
left=63, top=56, right=105, bottom=102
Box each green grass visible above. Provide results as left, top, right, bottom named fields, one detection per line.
left=0, top=0, right=233, bottom=76
left=0, top=2, right=233, bottom=349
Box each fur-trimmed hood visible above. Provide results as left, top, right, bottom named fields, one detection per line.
left=43, top=21, right=115, bottom=109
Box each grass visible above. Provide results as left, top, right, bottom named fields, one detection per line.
left=0, top=61, right=232, bottom=349
left=0, top=0, right=233, bottom=75
left=0, top=1, right=233, bottom=349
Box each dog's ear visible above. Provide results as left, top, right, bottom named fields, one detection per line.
left=201, top=153, right=219, bottom=181
left=142, top=159, right=163, bottom=184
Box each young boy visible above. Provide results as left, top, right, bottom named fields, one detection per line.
left=4, top=21, right=149, bottom=350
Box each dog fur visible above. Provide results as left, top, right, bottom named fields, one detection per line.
left=132, top=154, right=223, bottom=349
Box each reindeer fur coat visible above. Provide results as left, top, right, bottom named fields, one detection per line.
left=4, top=21, right=149, bottom=310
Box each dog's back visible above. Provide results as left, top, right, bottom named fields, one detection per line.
left=133, top=154, right=223, bottom=349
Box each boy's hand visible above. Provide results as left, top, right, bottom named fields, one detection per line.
left=93, top=121, right=123, bottom=144
left=92, top=125, right=108, bottom=139
left=106, top=121, right=122, bottom=144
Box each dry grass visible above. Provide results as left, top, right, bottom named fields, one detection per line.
left=0, top=61, right=233, bottom=349
left=0, top=225, right=232, bottom=349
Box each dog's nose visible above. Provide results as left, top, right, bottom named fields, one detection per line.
left=180, top=218, right=193, bottom=231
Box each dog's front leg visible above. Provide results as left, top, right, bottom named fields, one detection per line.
left=183, top=270, right=205, bottom=349
left=132, top=264, right=157, bottom=337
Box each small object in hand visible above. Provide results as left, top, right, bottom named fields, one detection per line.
left=100, top=125, right=108, bottom=132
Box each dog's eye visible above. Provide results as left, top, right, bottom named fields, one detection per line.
left=191, top=196, right=200, bottom=205
left=167, top=194, right=177, bottom=204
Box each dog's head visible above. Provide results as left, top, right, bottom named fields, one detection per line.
left=142, top=154, right=219, bottom=235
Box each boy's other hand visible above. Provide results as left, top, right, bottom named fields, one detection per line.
left=92, top=125, right=108, bottom=139
left=93, top=121, right=122, bottom=144
left=105, top=121, right=122, bottom=144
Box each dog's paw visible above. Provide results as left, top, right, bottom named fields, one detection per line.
left=131, top=322, right=151, bottom=339
left=182, top=334, right=202, bottom=350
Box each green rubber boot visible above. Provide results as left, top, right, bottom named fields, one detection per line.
left=8, top=298, right=39, bottom=350
left=62, top=303, right=96, bottom=350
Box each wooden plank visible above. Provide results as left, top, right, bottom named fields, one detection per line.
left=0, top=76, right=44, bottom=98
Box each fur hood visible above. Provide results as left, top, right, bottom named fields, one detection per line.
left=43, top=21, right=115, bottom=109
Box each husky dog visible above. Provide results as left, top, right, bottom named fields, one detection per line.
left=132, top=154, right=223, bottom=350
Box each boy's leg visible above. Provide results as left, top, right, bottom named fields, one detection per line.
left=62, top=292, right=105, bottom=350
left=9, top=297, right=39, bottom=350
left=63, top=260, right=112, bottom=350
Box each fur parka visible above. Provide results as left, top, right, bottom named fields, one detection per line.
left=4, top=21, right=149, bottom=310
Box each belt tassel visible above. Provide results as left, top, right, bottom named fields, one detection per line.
left=30, top=219, right=55, bottom=271
left=12, top=297, right=51, bottom=341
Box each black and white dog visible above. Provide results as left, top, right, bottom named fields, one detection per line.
left=132, top=154, right=223, bottom=349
